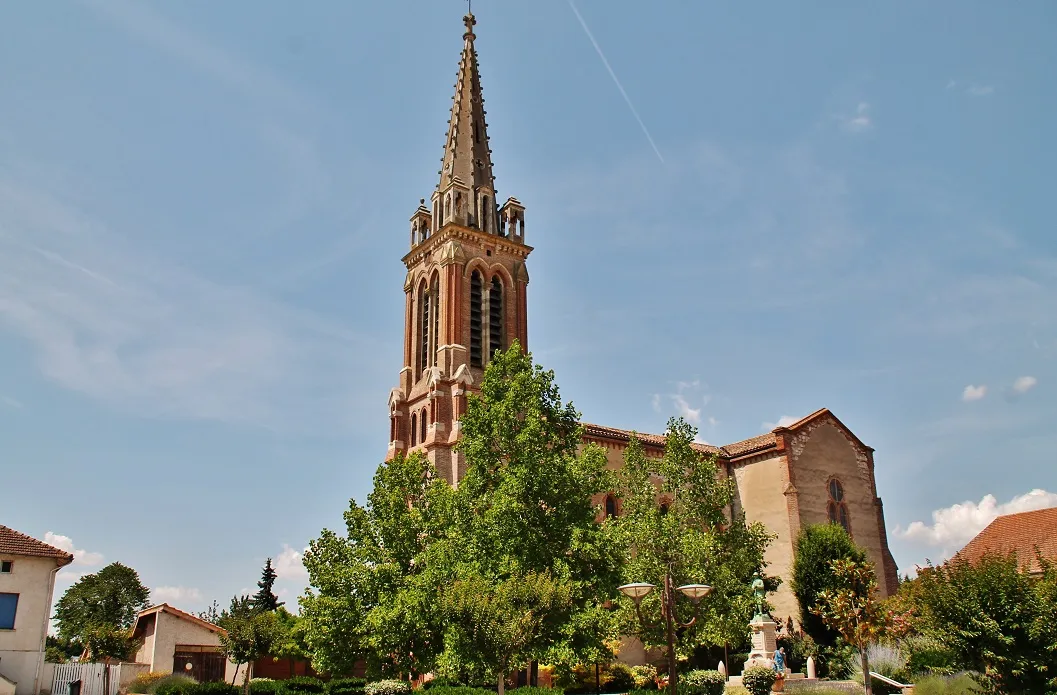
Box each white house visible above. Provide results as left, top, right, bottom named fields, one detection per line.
left=129, top=605, right=244, bottom=684
left=0, top=526, right=73, bottom=695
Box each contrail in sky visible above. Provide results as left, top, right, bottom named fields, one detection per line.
left=567, top=0, right=665, bottom=164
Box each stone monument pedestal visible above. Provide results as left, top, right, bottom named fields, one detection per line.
left=743, top=615, right=778, bottom=671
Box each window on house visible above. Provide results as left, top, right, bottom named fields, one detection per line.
left=827, top=478, right=851, bottom=533
left=469, top=271, right=483, bottom=367
left=0, top=593, right=18, bottom=630
left=604, top=495, right=617, bottom=519
left=0, top=561, right=11, bottom=574
left=489, top=277, right=503, bottom=357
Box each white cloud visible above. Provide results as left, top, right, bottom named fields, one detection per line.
left=895, top=488, right=1057, bottom=559
left=1012, top=376, right=1037, bottom=394
left=0, top=177, right=377, bottom=434
left=275, top=545, right=309, bottom=581
left=962, top=384, right=987, bottom=402
left=671, top=394, right=701, bottom=424
left=708, top=416, right=718, bottom=427
left=650, top=393, right=661, bottom=412
left=153, top=586, right=203, bottom=605
left=762, top=415, right=798, bottom=431
left=966, top=84, right=994, bottom=97
left=1, top=395, right=23, bottom=409
left=44, top=532, right=105, bottom=567
left=839, top=102, right=872, bottom=133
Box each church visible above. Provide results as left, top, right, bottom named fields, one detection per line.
left=385, top=12, right=899, bottom=627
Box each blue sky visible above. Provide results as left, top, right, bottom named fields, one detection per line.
left=2, top=0, right=1055, bottom=610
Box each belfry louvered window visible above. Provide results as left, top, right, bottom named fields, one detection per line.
left=470, top=271, right=483, bottom=367
left=489, top=277, right=503, bottom=358
left=419, top=283, right=430, bottom=374
left=431, top=275, right=441, bottom=366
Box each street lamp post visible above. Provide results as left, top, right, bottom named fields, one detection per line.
left=618, top=573, right=712, bottom=695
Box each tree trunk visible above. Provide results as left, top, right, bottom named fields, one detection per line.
left=103, top=662, right=110, bottom=695
left=232, top=663, right=242, bottom=686
left=861, top=650, right=872, bottom=695
left=497, top=672, right=505, bottom=695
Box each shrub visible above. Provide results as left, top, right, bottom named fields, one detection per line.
left=740, top=666, right=775, bottom=695
left=606, top=663, right=636, bottom=693
left=364, top=681, right=410, bottom=695
left=722, top=689, right=748, bottom=695
left=790, top=524, right=868, bottom=648
left=776, top=629, right=816, bottom=674
left=249, top=681, right=284, bottom=695
left=912, top=673, right=982, bottom=695
left=327, top=679, right=367, bottom=695
left=630, top=665, right=657, bottom=691
left=506, top=689, right=556, bottom=695
left=425, top=688, right=492, bottom=695
left=154, top=675, right=198, bottom=695
left=627, top=690, right=657, bottom=695
left=128, top=673, right=170, bottom=694
left=189, top=683, right=239, bottom=695
left=676, top=670, right=724, bottom=695
left=285, top=678, right=326, bottom=695
left=902, top=636, right=958, bottom=677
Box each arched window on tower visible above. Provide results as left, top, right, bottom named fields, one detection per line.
left=420, top=408, right=428, bottom=444
left=489, top=276, right=503, bottom=358
left=418, top=282, right=431, bottom=375
left=410, top=412, right=418, bottom=447
left=827, top=478, right=851, bottom=533
left=604, top=495, right=617, bottom=519
left=431, top=274, right=441, bottom=366
left=469, top=270, right=483, bottom=367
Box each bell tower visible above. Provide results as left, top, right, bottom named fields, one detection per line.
left=387, top=11, right=531, bottom=484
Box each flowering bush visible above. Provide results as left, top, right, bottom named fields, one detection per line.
left=364, top=681, right=410, bottom=695
left=677, top=669, right=725, bottom=695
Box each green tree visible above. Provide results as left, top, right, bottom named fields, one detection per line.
left=252, top=559, right=282, bottom=613
left=790, top=524, right=868, bottom=648
left=900, top=553, right=1056, bottom=695
left=198, top=600, right=223, bottom=625
left=612, top=420, right=772, bottom=678
left=54, top=563, right=151, bottom=644
left=300, top=451, right=454, bottom=678
left=441, top=342, right=622, bottom=675
left=441, top=571, right=572, bottom=695
left=271, top=607, right=310, bottom=677
left=811, top=559, right=888, bottom=695
left=218, top=596, right=280, bottom=691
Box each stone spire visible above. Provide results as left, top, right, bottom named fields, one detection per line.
left=437, top=12, right=497, bottom=229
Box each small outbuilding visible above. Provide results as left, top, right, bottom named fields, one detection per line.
left=129, top=605, right=244, bottom=684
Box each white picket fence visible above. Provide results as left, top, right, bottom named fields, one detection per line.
left=51, top=663, right=134, bottom=695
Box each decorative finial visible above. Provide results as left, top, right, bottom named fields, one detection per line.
left=463, top=8, right=476, bottom=40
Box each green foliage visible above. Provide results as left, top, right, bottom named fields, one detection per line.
left=45, top=635, right=83, bottom=662
left=248, top=681, right=284, bottom=695
left=812, top=559, right=889, bottom=695
left=630, top=665, right=657, bottom=690
left=252, top=559, right=283, bottom=613
left=217, top=600, right=281, bottom=680
left=421, top=687, right=493, bottom=695
left=283, top=678, right=325, bottom=694
left=740, top=666, right=776, bottom=695
left=902, top=635, right=958, bottom=677
left=912, top=674, right=983, bottom=695
left=53, top=562, right=151, bottom=643
left=612, top=419, right=773, bottom=660
left=790, top=525, right=868, bottom=648
left=363, top=681, right=410, bottom=695
left=154, top=675, right=197, bottom=695
left=326, top=678, right=367, bottom=695
left=775, top=626, right=816, bottom=674
left=448, top=343, right=623, bottom=673
left=507, top=688, right=558, bottom=695
left=301, top=450, right=454, bottom=677
left=45, top=646, right=68, bottom=663
left=675, top=669, right=724, bottom=695
left=899, top=553, right=1057, bottom=694
left=190, top=683, right=239, bottom=695
left=605, top=663, right=636, bottom=692
left=82, top=622, right=139, bottom=662
left=442, top=570, right=573, bottom=690
left=721, top=689, right=748, bottom=695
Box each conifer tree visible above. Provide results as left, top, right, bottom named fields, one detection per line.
left=252, top=558, right=282, bottom=613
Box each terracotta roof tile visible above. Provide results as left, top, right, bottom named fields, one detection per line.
left=581, top=423, right=777, bottom=459
left=0, top=526, right=74, bottom=565
left=954, top=506, right=1057, bottom=575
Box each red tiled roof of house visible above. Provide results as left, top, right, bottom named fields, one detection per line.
left=0, top=525, right=74, bottom=566
left=134, top=604, right=227, bottom=636
left=954, top=506, right=1057, bottom=575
